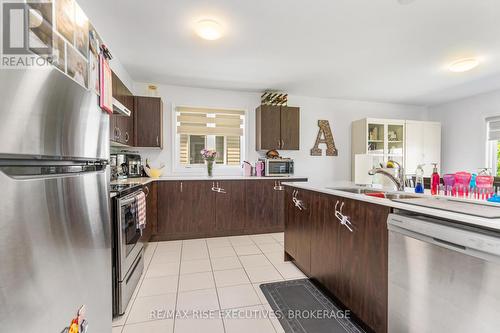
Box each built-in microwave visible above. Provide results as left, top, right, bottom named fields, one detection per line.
left=260, top=158, right=294, bottom=177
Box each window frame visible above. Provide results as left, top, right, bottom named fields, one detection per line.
left=486, top=117, right=500, bottom=176
left=172, top=104, right=247, bottom=174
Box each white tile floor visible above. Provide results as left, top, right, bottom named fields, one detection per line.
left=112, top=232, right=306, bottom=333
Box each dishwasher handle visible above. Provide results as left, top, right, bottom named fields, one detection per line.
left=387, top=213, right=500, bottom=262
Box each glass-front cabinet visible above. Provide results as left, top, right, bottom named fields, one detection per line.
left=352, top=118, right=406, bottom=180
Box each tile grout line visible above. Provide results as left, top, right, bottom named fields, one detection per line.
left=172, top=239, right=187, bottom=333
left=231, top=237, right=280, bottom=333
left=118, top=242, right=159, bottom=328
left=122, top=241, right=181, bottom=329
left=206, top=238, right=228, bottom=333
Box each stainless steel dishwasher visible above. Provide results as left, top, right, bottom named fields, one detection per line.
left=387, top=213, right=500, bottom=333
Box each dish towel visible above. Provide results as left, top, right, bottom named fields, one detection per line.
left=136, top=191, right=147, bottom=231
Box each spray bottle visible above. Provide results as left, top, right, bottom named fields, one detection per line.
left=415, top=164, right=425, bottom=194
left=431, top=163, right=440, bottom=195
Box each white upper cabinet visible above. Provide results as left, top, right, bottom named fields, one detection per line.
left=405, top=120, right=441, bottom=176
left=352, top=118, right=441, bottom=180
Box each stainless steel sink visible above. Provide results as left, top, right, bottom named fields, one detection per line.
left=383, top=193, right=420, bottom=200
left=326, top=187, right=384, bottom=195
left=326, top=187, right=421, bottom=200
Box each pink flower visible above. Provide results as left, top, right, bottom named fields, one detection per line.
left=200, top=148, right=217, bottom=160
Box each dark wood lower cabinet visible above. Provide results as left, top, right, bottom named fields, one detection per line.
left=310, top=194, right=343, bottom=297
left=140, top=182, right=158, bottom=243
left=285, top=189, right=390, bottom=333
left=245, top=180, right=285, bottom=234
left=153, top=179, right=306, bottom=241
left=156, top=181, right=215, bottom=240
left=284, top=187, right=317, bottom=275
left=215, top=181, right=246, bottom=235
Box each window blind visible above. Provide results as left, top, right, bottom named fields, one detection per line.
left=176, top=106, right=244, bottom=136
left=487, top=117, right=500, bottom=141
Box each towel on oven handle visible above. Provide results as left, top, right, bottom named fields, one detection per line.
left=136, top=191, right=147, bottom=231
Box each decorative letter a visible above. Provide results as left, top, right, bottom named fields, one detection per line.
left=310, top=120, right=338, bottom=156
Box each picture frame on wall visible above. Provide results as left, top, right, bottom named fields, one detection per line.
left=74, top=2, right=89, bottom=59
left=89, top=52, right=100, bottom=95
left=51, top=32, right=66, bottom=73
left=67, top=44, right=88, bottom=88
left=56, top=0, right=75, bottom=44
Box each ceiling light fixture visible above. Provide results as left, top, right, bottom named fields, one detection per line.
left=195, top=20, right=223, bottom=41
left=448, top=58, right=480, bottom=72
left=398, top=0, right=416, bottom=5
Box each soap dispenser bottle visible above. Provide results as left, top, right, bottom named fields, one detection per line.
left=415, top=164, right=425, bottom=194
left=431, top=163, right=440, bottom=195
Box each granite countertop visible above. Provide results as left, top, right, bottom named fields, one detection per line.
left=110, top=175, right=308, bottom=186
left=284, top=181, right=500, bottom=231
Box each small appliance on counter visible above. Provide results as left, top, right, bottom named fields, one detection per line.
left=259, top=157, right=294, bottom=177
left=110, top=152, right=143, bottom=180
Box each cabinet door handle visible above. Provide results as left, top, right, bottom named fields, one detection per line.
left=273, top=181, right=284, bottom=191
left=115, top=127, right=122, bottom=140
left=125, top=132, right=129, bottom=143
left=144, top=186, right=149, bottom=197
left=156, top=136, right=159, bottom=146
left=277, top=140, right=281, bottom=149
left=281, top=139, right=285, bottom=149
left=180, top=182, right=183, bottom=193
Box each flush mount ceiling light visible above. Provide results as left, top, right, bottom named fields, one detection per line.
left=195, top=20, right=223, bottom=40
left=448, top=58, right=480, bottom=72
left=398, top=0, right=416, bottom=5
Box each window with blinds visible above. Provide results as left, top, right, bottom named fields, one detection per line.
left=486, top=117, right=500, bottom=176
left=176, top=106, right=245, bottom=166
left=487, top=117, right=500, bottom=141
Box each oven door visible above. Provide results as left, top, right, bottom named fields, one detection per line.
left=266, top=160, right=294, bottom=176
left=116, top=192, right=143, bottom=281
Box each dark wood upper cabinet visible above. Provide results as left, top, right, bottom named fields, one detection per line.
left=214, top=180, right=246, bottom=235
left=280, top=106, right=300, bottom=150
left=134, top=96, right=163, bottom=148
left=256, top=105, right=300, bottom=151
left=111, top=71, right=134, bottom=145
left=256, top=105, right=281, bottom=150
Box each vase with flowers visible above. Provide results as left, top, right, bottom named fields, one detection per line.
left=200, top=149, right=217, bottom=177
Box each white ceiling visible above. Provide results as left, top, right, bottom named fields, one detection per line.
left=80, top=0, right=500, bottom=106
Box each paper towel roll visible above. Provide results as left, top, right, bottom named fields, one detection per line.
left=354, top=154, right=374, bottom=185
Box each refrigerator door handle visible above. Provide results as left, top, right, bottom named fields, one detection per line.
left=0, top=163, right=107, bottom=180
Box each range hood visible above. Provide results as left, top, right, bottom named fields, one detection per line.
left=112, top=98, right=131, bottom=116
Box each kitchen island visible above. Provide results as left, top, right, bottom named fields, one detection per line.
left=283, top=181, right=500, bottom=333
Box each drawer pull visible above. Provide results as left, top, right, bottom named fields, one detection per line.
left=334, top=201, right=353, bottom=232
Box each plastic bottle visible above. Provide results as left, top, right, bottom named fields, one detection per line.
left=431, top=163, right=440, bottom=195
left=415, top=164, right=425, bottom=194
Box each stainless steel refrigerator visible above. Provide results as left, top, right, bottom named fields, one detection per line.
left=0, top=68, right=112, bottom=332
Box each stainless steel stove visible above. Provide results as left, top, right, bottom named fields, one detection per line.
left=110, top=183, right=145, bottom=316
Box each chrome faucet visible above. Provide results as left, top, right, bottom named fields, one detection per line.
left=368, top=160, right=406, bottom=191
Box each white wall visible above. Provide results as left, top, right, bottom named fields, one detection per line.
left=131, top=82, right=427, bottom=183
left=428, top=90, right=500, bottom=174
left=109, top=58, right=135, bottom=93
